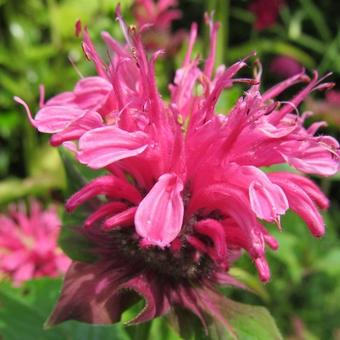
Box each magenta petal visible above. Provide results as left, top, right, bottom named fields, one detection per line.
left=66, top=175, right=142, bottom=211
left=84, top=202, right=128, bottom=228
left=254, top=257, right=271, bottom=282
left=280, top=139, right=339, bottom=176
left=270, top=172, right=329, bottom=209
left=103, top=207, right=137, bottom=230
left=33, top=106, right=86, bottom=133
left=269, top=175, right=326, bottom=237
left=50, top=110, right=103, bottom=146
left=14, top=96, right=84, bottom=133
left=74, top=77, right=112, bottom=110
left=249, top=180, right=288, bottom=221
left=194, top=219, right=227, bottom=262
left=135, top=173, right=184, bottom=247
left=12, top=262, right=35, bottom=284
left=78, top=126, right=149, bottom=169
left=45, top=92, right=76, bottom=106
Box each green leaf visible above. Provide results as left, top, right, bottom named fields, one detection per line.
left=228, top=268, right=270, bottom=302
left=0, top=278, right=129, bottom=340
left=215, top=299, right=283, bottom=340
left=59, top=147, right=105, bottom=195
left=57, top=148, right=101, bottom=262
left=170, top=298, right=282, bottom=340
left=314, top=249, right=340, bottom=277
left=268, top=232, right=302, bottom=284
left=58, top=209, right=97, bottom=263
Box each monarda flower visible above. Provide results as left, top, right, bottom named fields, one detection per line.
left=132, top=0, right=185, bottom=53
left=16, top=7, right=339, bottom=334
left=306, top=89, right=340, bottom=127
left=0, top=200, right=70, bottom=285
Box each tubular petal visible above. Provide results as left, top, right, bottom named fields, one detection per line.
left=103, top=207, right=137, bottom=230
left=66, top=175, right=142, bottom=212
left=135, top=173, right=184, bottom=247
left=269, top=176, right=326, bottom=237
left=249, top=180, right=288, bottom=221
left=50, top=111, right=103, bottom=146
left=78, top=126, right=149, bottom=169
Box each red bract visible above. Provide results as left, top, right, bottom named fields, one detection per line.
left=0, top=200, right=70, bottom=285
left=16, top=7, right=339, bottom=330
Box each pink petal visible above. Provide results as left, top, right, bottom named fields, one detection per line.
left=74, top=77, right=112, bottom=110
left=269, top=175, right=326, bottom=237
left=33, top=106, right=86, bottom=133
left=78, top=126, right=149, bottom=169
left=135, top=173, right=184, bottom=247
left=103, top=207, right=137, bottom=230
left=50, top=110, right=103, bottom=146
left=270, top=172, right=329, bottom=209
left=254, top=257, right=271, bottom=282
left=84, top=202, right=128, bottom=228
left=45, top=92, right=76, bottom=106
left=249, top=180, right=288, bottom=221
left=194, top=219, right=227, bottom=262
left=1, top=251, right=29, bottom=271
left=13, top=262, right=35, bottom=284
left=280, top=139, right=339, bottom=176
left=15, top=96, right=85, bottom=133
left=15, top=96, right=82, bottom=133
left=66, top=175, right=142, bottom=212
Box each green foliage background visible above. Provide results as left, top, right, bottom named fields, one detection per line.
left=0, top=0, right=339, bottom=339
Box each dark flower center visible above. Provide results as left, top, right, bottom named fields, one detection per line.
left=109, top=228, right=214, bottom=283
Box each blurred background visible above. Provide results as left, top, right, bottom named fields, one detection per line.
left=0, top=0, right=339, bottom=339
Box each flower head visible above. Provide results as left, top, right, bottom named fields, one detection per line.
left=0, top=200, right=70, bottom=285
left=16, top=7, right=339, bottom=331
left=132, top=0, right=185, bottom=53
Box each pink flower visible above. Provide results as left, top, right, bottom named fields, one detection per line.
left=270, top=55, right=303, bottom=78
left=132, top=0, right=185, bottom=53
left=249, top=0, right=285, bottom=31
left=326, top=89, right=340, bottom=105
left=133, top=0, right=181, bottom=31
left=306, top=89, right=340, bottom=127
left=0, top=200, right=70, bottom=285
left=17, top=8, right=339, bottom=331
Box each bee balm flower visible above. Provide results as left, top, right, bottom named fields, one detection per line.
left=16, top=7, right=339, bottom=331
left=0, top=200, right=70, bottom=285
left=132, top=0, right=185, bottom=53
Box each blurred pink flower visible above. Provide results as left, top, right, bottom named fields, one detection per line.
left=133, top=0, right=181, bottom=30
left=306, top=89, right=340, bottom=127
left=0, top=200, right=70, bottom=285
left=249, top=0, right=285, bottom=30
left=132, top=0, right=185, bottom=53
left=270, top=55, right=303, bottom=78
left=326, top=89, right=340, bottom=105
left=16, top=7, right=339, bottom=331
